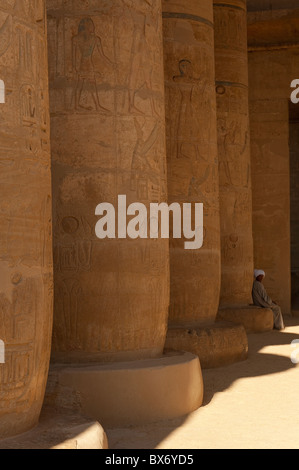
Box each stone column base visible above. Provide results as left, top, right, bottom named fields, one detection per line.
left=44, top=352, right=203, bottom=428
left=0, top=406, right=108, bottom=449
left=164, top=322, right=248, bottom=369
left=217, top=306, right=274, bottom=333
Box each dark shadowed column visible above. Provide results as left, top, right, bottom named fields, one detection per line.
left=0, top=0, right=53, bottom=438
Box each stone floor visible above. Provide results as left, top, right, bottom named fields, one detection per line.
left=106, top=315, right=299, bottom=449
left=0, top=408, right=108, bottom=449
left=1, top=314, right=299, bottom=449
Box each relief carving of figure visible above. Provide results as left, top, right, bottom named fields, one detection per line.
left=72, top=17, right=112, bottom=112
left=172, top=59, right=201, bottom=160
left=122, top=0, right=159, bottom=117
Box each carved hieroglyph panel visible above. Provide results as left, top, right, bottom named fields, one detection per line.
left=0, top=0, right=53, bottom=438
left=163, top=0, right=221, bottom=325
left=213, top=1, right=248, bottom=85
left=47, top=0, right=169, bottom=361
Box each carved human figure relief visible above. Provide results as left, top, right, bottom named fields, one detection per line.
left=72, top=17, right=112, bottom=112
left=130, top=118, right=160, bottom=192
left=172, top=59, right=201, bottom=160
left=123, top=1, right=159, bottom=117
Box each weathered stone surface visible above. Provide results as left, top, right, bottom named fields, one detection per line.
left=44, top=352, right=203, bottom=427
left=47, top=0, right=169, bottom=362
left=165, top=322, right=248, bottom=369
left=0, top=0, right=53, bottom=438
left=214, top=0, right=254, bottom=307
left=246, top=7, right=299, bottom=315
left=217, top=306, right=274, bottom=333
left=163, top=0, right=221, bottom=325
left=247, top=8, right=296, bottom=314
left=0, top=406, right=108, bottom=449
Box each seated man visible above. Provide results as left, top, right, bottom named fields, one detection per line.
left=252, top=269, right=285, bottom=330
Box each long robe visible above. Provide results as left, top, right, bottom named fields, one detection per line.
left=252, top=280, right=285, bottom=330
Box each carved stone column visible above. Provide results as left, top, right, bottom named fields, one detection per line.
left=213, top=0, right=254, bottom=308
left=213, top=1, right=272, bottom=332
left=163, top=0, right=221, bottom=326
left=162, top=0, right=248, bottom=368
left=0, top=1, right=53, bottom=438
left=47, top=0, right=169, bottom=362
left=46, top=1, right=204, bottom=425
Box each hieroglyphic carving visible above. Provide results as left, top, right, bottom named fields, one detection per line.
left=0, top=14, right=12, bottom=57
left=0, top=0, right=53, bottom=437
left=48, top=0, right=168, bottom=359
left=130, top=117, right=162, bottom=196
left=214, top=1, right=253, bottom=306
left=163, top=2, right=221, bottom=325
left=54, top=215, right=92, bottom=272
left=20, top=84, right=36, bottom=125
left=16, top=27, right=33, bottom=74
left=72, top=17, right=113, bottom=112
left=213, top=5, right=246, bottom=50
left=0, top=277, right=37, bottom=410
left=172, top=59, right=202, bottom=161
left=54, top=278, right=82, bottom=347
left=122, top=0, right=160, bottom=117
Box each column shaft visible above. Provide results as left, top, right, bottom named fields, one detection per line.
left=0, top=1, right=53, bottom=438
left=214, top=0, right=254, bottom=306
left=163, top=0, right=221, bottom=326
left=47, top=0, right=169, bottom=362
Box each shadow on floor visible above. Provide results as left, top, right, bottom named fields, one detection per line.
left=202, top=315, right=299, bottom=406
left=107, top=315, right=299, bottom=449
left=0, top=406, right=107, bottom=449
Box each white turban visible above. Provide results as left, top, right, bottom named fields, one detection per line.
left=254, top=269, right=265, bottom=279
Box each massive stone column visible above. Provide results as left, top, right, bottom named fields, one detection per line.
left=213, top=0, right=254, bottom=306
left=163, top=0, right=221, bottom=326
left=47, top=0, right=169, bottom=363
left=214, top=0, right=274, bottom=332
left=163, top=0, right=248, bottom=367
left=45, top=0, right=203, bottom=425
left=0, top=1, right=53, bottom=438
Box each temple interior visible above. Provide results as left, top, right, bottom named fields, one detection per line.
left=0, top=0, right=299, bottom=449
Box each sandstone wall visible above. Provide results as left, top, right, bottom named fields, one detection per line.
left=247, top=8, right=299, bottom=314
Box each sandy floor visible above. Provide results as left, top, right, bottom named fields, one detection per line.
left=106, top=315, right=299, bottom=449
